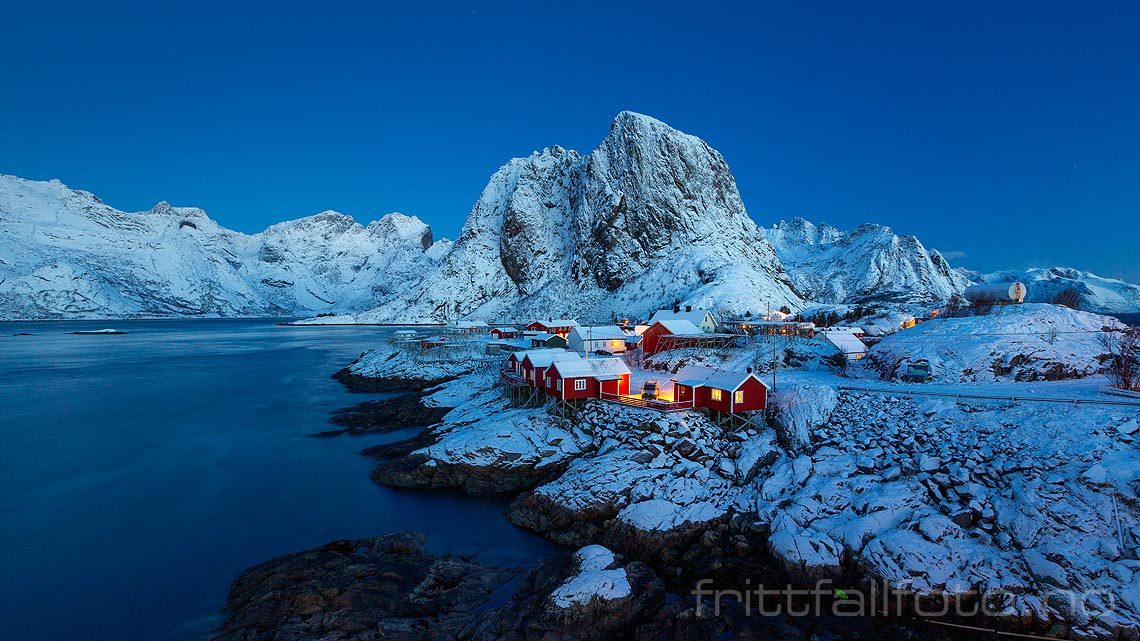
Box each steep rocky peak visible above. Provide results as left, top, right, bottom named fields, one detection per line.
left=368, top=212, right=434, bottom=250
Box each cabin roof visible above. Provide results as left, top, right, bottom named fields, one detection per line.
left=651, top=319, right=703, bottom=335
left=570, top=325, right=628, bottom=341
left=819, top=331, right=868, bottom=355
left=675, top=368, right=768, bottom=392
left=550, top=356, right=631, bottom=380
left=649, top=308, right=716, bottom=327
left=521, top=349, right=579, bottom=368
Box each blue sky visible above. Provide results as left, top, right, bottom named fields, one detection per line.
left=2, top=1, right=1138, bottom=280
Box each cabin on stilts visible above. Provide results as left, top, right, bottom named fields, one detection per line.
left=673, top=368, right=768, bottom=430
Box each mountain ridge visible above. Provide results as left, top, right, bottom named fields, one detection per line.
left=3, top=113, right=1139, bottom=320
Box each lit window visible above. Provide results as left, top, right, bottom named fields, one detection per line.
left=710, top=389, right=722, bottom=401
left=574, top=379, right=587, bottom=391
left=734, top=390, right=744, bottom=404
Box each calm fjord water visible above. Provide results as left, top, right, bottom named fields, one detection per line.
left=0, top=320, right=556, bottom=641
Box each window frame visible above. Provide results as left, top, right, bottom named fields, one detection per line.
left=710, top=388, right=722, bottom=402
left=574, top=379, right=587, bottom=391
left=734, top=390, right=744, bottom=405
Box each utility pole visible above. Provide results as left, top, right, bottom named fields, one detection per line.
left=767, top=302, right=777, bottom=394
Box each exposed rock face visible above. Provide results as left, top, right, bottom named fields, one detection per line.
left=763, top=217, right=970, bottom=305
left=213, top=534, right=675, bottom=641
left=0, top=175, right=443, bottom=319
left=469, top=545, right=665, bottom=641
left=317, top=393, right=451, bottom=437
left=210, top=531, right=514, bottom=641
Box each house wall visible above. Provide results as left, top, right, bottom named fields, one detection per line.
left=546, top=369, right=598, bottom=400
left=675, top=383, right=695, bottom=405
left=734, top=377, right=768, bottom=411
left=641, top=324, right=671, bottom=355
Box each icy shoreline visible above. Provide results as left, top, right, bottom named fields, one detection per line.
left=326, top=335, right=1140, bottom=640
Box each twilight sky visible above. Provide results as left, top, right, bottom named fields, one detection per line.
left=2, top=1, right=1138, bottom=280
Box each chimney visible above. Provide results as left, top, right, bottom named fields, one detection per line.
left=673, top=305, right=680, bottom=313
left=685, top=305, right=692, bottom=312
left=746, top=367, right=753, bottom=374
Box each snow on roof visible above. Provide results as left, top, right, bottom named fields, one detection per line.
left=570, top=325, right=628, bottom=341
left=650, top=308, right=716, bottom=327
left=530, top=332, right=562, bottom=341
left=820, top=326, right=865, bottom=334
left=652, top=319, right=703, bottom=335
left=492, top=326, right=518, bottom=332
left=676, top=368, right=767, bottom=391
left=818, top=331, right=868, bottom=355
left=521, top=349, right=580, bottom=368
left=551, top=356, right=631, bottom=380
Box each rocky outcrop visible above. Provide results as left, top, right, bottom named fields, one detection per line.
left=469, top=545, right=665, bottom=641
left=210, top=531, right=514, bottom=641
left=371, top=454, right=571, bottom=495
left=213, top=534, right=679, bottom=641
left=317, top=394, right=451, bottom=437
left=348, top=112, right=803, bottom=323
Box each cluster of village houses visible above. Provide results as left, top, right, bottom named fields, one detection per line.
left=409, top=305, right=875, bottom=419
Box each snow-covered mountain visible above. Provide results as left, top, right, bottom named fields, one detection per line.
left=762, top=217, right=970, bottom=305
left=346, top=111, right=803, bottom=323
left=967, top=267, right=1140, bottom=315
left=0, top=175, right=443, bottom=319
left=5, top=112, right=1139, bottom=321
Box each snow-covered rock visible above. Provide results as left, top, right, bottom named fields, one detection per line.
left=0, top=175, right=444, bottom=319
left=549, top=545, right=632, bottom=608
left=868, top=303, right=1123, bottom=383
left=763, top=217, right=970, bottom=305
left=755, top=390, right=1140, bottom=638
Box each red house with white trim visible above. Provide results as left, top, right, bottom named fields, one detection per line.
left=641, top=319, right=702, bottom=355
left=491, top=327, right=520, bottom=340
left=543, top=357, right=631, bottom=400
left=519, top=350, right=579, bottom=387
left=673, top=369, right=768, bottom=412
left=525, top=319, right=579, bottom=338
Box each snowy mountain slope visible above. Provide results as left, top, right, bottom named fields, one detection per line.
left=348, top=111, right=803, bottom=323
left=763, top=217, right=970, bottom=305
left=0, top=175, right=442, bottom=319
left=967, top=267, right=1140, bottom=314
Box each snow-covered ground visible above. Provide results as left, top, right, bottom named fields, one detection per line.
left=340, top=338, right=492, bottom=386
left=348, top=307, right=1140, bottom=637
left=867, top=304, right=1124, bottom=383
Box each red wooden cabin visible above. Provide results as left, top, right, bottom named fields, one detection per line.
left=543, top=357, right=631, bottom=400
left=490, top=327, right=520, bottom=340
left=640, top=319, right=702, bottom=355
left=673, top=370, right=768, bottom=412
left=525, top=319, right=578, bottom=338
